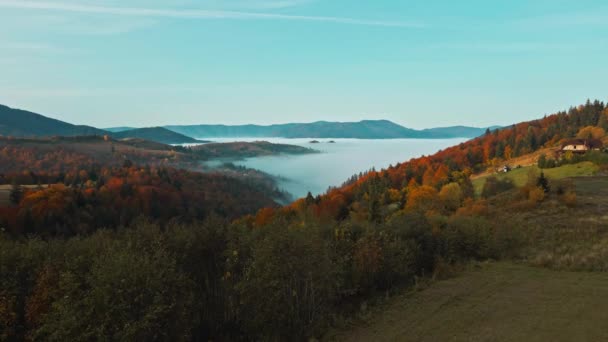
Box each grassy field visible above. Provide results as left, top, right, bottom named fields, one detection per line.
left=506, top=176, right=608, bottom=271
left=473, top=161, right=600, bottom=196
left=330, top=262, right=608, bottom=342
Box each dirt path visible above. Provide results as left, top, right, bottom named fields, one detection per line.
left=470, top=148, right=554, bottom=180
left=330, top=262, right=608, bottom=342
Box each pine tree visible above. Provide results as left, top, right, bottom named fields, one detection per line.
left=537, top=172, right=550, bottom=193
left=305, top=192, right=315, bottom=206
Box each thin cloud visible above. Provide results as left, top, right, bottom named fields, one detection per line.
left=0, top=0, right=424, bottom=28
left=512, top=9, right=608, bottom=29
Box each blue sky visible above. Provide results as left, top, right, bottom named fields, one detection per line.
left=0, top=0, right=607, bottom=128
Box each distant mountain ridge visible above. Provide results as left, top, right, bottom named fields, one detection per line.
left=0, top=104, right=106, bottom=137
left=165, top=120, right=497, bottom=139
left=104, top=126, right=136, bottom=133
left=0, top=105, right=200, bottom=144
left=1, top=103, right=497, bottom=141
left=419, top=125, right=503, bottom=139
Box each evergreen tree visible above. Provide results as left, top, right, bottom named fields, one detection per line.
left=305, top=192, right=315, bottom=206
left=537, top=172, right=550, bottom=193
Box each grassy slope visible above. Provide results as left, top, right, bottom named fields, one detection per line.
left=331, top=262, right=608, bottom=342
left=472, top=161, right=599, bottom=196
left=503, top=176, right=608, bottom=271
left=333, top=175, right=608, bottom=341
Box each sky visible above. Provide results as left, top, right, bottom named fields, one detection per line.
left=0, top=0, right=607, bottom=129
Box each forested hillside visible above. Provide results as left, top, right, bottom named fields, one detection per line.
left=1, top=101, right=608, bottom=341
left=111, top=127, right=204, bottom=144
left=190, top=141, right=318, bottom=160
left=0, top=105, right=105, bottom=137
left=302, top=100, right=608, bottom=222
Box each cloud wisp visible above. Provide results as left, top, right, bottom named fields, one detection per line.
left=0, top=0, right=424, bottom=28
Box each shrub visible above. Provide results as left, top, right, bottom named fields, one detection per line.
left=455, top=198, right=489, bottom=217
left=560, top=191, right=577, bottom=208
left=481, top=176, right=515, bottom=198
left=441, top=217, right=492, bottom=262
left=528, top=187, right=546, bottom=204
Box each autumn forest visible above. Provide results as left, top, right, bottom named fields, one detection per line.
left=1, top=101, right=608, bottom=341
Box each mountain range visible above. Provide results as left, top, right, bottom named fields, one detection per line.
left=1, top=104, right=498, bottom=142
left=0, top=105, right=200, bottom=144
left=162, top=121, right=499, bottom=139
left=164, top=121, right=498, bottom=139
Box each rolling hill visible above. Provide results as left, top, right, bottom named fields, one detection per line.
left=190, top=141, right=318, bottom=160
left=103, top=126, right=136, bottom=133
left=165, top=120, right=495, bottom=139
left=419, top=125, right=503, bottom=138
left=111, top=127, right=205, bottom=144
left=0, top=105, right=201, bottom=144
left=0, top=104, right=106, bottom=137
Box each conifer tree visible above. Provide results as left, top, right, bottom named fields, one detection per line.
left=537, top=172, right=550, bottom=193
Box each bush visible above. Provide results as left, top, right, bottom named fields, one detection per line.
left=560, top=191, right=577, bottom=208
left=441, top=217, right=493, bottom=262
left=528, top=187, right=546, bottom=204
left=481, top=177, right=515, bottom=198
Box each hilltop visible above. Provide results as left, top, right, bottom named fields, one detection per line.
left=111, top=127, right=205, bottom=144
left=190, top=141, right=317, bottom=160
left=0, top=105, right=199, bottom=144
left=0, top=104, right=106, bottom=137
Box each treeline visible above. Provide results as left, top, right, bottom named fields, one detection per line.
left=1, top=164, right=280, bottom=236
left=0, top=139, right=196, bottom=183
left=1, top=212, right=520, bottom=341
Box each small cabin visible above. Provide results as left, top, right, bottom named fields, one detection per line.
left=560, top=139, right=603, bottom=154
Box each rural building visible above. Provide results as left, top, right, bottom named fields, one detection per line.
left=560, top=139, right=603, bottom=154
